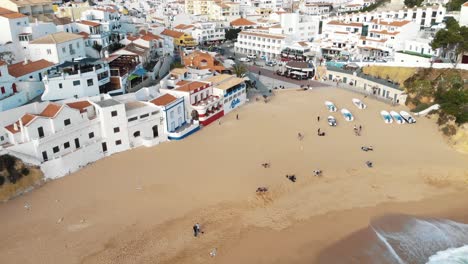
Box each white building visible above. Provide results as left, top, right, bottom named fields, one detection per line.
left=42, top=59, right=111, bottom=101
left=0, top=7, right=30, bottom=62
left=235, top=31, right=287, bottom=59
left=28, top=32, right=86, bottom=64
left=298, top=3, right=332, bottom=16
left=460, top=2, right=468, bottom=27
left=178, top=22, right=226, bottom=44
left=335, top=5, right=446, bottom=29
left=207, top=74, right=247, bottom=115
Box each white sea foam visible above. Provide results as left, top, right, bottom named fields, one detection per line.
left=426, top=245, right=468, bottom=264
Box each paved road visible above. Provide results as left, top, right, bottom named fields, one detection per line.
left=248, top=65, right=328, bottom=87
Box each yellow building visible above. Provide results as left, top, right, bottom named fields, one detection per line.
left=55, top=2, right=90, bottom=20
left=161, top=29, right=197, bottom=47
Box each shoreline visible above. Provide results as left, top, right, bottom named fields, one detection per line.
left=213, top=191, right=468, bottom=264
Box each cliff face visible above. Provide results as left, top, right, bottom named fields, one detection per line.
left=0, top=155, right=43, bottom=202
left=448, top=124, right=468, bottom=154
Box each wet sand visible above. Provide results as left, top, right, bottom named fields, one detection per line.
left=0, top=88, right=467, bottom=264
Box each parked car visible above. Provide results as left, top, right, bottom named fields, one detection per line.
left=266, top=61, right=277, bottom=67
left=239, top=57, right=251, bottom=62
left=247, top=54, right=257, bottom=59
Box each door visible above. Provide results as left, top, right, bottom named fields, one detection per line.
left=102, top=142, right=107, bottom=152
left=152, top=125, right=159, bottom=138
left=74, top=138, right=80, bottom=148
left=178, top=117, right=183, bottom=127
left=42, top=151, right=48, bottom=161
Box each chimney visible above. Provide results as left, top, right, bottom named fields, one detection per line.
left=35, top=18, right=39, bottom=26
left=13, top=122, right=18, bottom=131
left=104, top=50, right=109, bottom=58
left=23, top=57, right=28, bottom=65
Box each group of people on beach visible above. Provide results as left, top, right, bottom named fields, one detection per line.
left=353, top=125, right=363, bottom=136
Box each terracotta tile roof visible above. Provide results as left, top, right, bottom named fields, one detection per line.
left=161, top=29, right=184, bottom=38
left=78, top=20, right=101, bottom=27
left=371, top=19, right=410, bottom=27
left=150, top=94, right=178, bottom=106
left=40, top=103, right=62, bottom=118
left=176, top=80, right=190, bottom=86
left=0, top=7, right=27, bottom=19
left=239, top=31, right=285, bottom=39
left=464, top=1, right=468, bottom=6
left=230, top=18, right=257, bottom=27
left=66, top=101, right=91, bottom=113
left=0, top=60, right=6, bottom=66
left=215, top=2, right=230, bottom=8
left=7, top=59, right=55, bottom=77
left=78, top=32, right=89, bottom=39
left=30, top=32, right=83, bottom=44
left=4, top=114, right=37, bottom=134
left=51, top=15, right=72, bottom=25
left=140, top=32, right=162, bottom=41
left=127, top=35, right=138, bottom=41
left=176, top=81, right=209, bottom=92
left=271, top=24, right=282, bottom=28
left=370, top=30, right=400, bottom=35
left=297, top=41, right=308, bottom=47
left=174, top=24, right=194, bottom=30
left=327, top=20, right=362, bottom=27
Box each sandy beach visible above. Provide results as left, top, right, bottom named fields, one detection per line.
left=0, top=87, right=467, bottom=264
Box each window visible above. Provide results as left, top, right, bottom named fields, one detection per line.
left=64, top=142, right=70, bottom=149
left=151, top=111, right=158, bottom=115
left=87, top=79, right=94, bottom=86
left=46, top=49, right=52, bottom=55
left=128, top=117, right=137, bottom=122
left=113, top=127, right=120, bottom=133
left=62, top=47, right=66, bottom=53
left=73, top=80, right=80, bottom=86
left=115, top=140, right=122, bottom=145
left=77, top=42, right=80, bottom=48
left=140, top=113, right=149, bottom=119
left=53, top=146, right=60, bottom=153
left=133, top=131, right=140, bottom=137
left=64, top=119, right=71, bottom=126
left=89, top=132, right=94, bottom=138
left=170, top=111, right=174, bottom=118
left=177, top=106, right=182, bottom=114
left=111, top=110, right=117, bottom=117
left=59, top=83, right=63, bottom=89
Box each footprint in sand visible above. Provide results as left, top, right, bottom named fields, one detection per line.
left=346, top=168, right=360, bottom=177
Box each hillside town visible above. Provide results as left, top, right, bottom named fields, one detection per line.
left=0, top=0, right=467, bottom=179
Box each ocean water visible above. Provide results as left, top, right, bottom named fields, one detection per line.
left=426, top=245, right=468, bottom=264
left=317, top=215, right=468, bottom=264
left=372, top=216, right=468, bottom=264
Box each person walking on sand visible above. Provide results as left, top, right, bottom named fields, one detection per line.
left=317, top=128, right=321, bottom=135
left=193, top=224, right=199, bottom=237
left=317, top=116, right=320, bottom=122
left=236, top=114, right=239, bottom=120
left=359, top=125, right=362, bottom=132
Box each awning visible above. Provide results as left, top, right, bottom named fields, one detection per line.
left=132, top=68, right=147, bottom=77
left=128, top=74, right=140, bottom=81
left=291, top=71, right=306, bottom=75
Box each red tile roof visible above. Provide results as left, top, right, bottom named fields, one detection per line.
left=4, top=114, right=37, bottom=134
left=327, top=20, right=363, bottom=27
left=150, top=94, right=178, bottom=106
left=7, top=59, right=55, bottom=78
left=78, top=20, right=101, bottom=27
left=140, top=32, right=162, bottom=41
left=371, top=19, right=410, bottom=27
left=174, top=24, right=194, bottom=30
left=230, top=18, right=257, bottom=27
left=66, top=101, right=91, bottom=113
left=0, top=7, right=27, bottom=19
left=0, top=60, right=6, bottom=66
left=176, top=81, right=209, bottom=92
left=161, top=29, right=184, bottom=38
left=78, top=32, right=89, bottom=39
left=40, top=103, right=62, bottom=118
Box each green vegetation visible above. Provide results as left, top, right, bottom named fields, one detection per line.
left=404, top=0, right=423, bottom=8
left=430, top=18, right=468, bottom=65
left=0, top=155, right=43, bottom=201
left=92, top=43, right=103, bottom=52
left=170, top=62, right=184, bottom=69
left=0, top=155, right=33, bottom=186
left=447, top=0, right=465, bottom=11
left=225, top=28, right=241, bottom=40
left=397, top=51, right=432, bottom=59
left=107, top=42, right=125, bottom=53
left=232, top=63, right=248, bottom=78
left=404, top=68, right=468, bottom=125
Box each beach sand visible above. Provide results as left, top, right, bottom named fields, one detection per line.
left=0, top=88, right=467, bottom=264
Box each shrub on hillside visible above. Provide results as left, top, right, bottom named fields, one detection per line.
left=0, top=175, right=4, bottom=186
left=411, top=103, right=430, bottom=113
left=7, top=170, right=21, bottom=184
left=441, top=125, right=457, bottom=136
left=21, top=167, right=30, bottom=176
left=1, top=155, right=16, bottom=172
